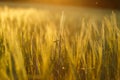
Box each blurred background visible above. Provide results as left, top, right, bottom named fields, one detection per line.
left=0, top=0, right=120, bottom=10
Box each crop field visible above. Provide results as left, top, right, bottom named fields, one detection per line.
left=0, top=7, right=120, bottom=80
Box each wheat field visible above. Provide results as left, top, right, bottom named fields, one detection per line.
left=0, top=7, right=120, bottom=80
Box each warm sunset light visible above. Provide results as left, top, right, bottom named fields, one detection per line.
left=0, top=0, right=120, bottom=80
left=0, top=0, right=120, bottom=9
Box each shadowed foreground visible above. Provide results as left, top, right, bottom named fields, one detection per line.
left=0, top=7, right=120, bottom=80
